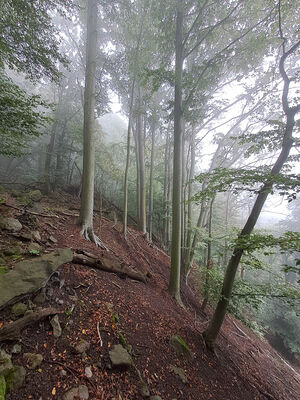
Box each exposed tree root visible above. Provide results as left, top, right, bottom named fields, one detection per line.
left=80, top=226, right=109, bottom=251
left=0, top=308, right=59, bottom=342
left=72, top=251, right=147, bottom=283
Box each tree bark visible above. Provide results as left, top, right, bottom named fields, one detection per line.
left=79, top=0, right=100, bottom=245
left=137, top=88, right=146, bottom=234
left=148, top=118, right=156, bottom=242
left=169, top=0, right=184, bottom=303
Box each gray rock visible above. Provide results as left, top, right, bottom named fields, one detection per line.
left=63, top=385, right=89, bottom=400
left=24, top=353, right=43, bottom=369
left=150, top=397, right=163, bottom=400
left=170, top=335, right=192, bottom=359
left=170, top=365, right=188, bottom=383
left=6, top=366, right=26, bottom=391
left=29, top=202, right=44, bottom=214
left=49, top=235, right=58, bottom=244
left=84, top=366, right=92, bottom=378
left=32, top=231, right=41, bottom=241
left=63, top=387, right=78, bottom=400
left=74, top=340, right=90, bottom=354
left=0, top=350, right=13, bottom=377
left=0, top=248, right=73, bottom=309
left=60, top=369, right=67, bottom=377
left=28, top=190, right=42, bottom=202
left=11, top=302, right=28, bottom=317
left=78, top=385, right=89, bottom=399
left=50, top=314, right=62, bottom=338
left=28, top=242, right=42, bottom=252
left=109, top=344, right=132, bottom=369
left=0, top=218, right=22, bottom=232
left=11, top=344, right=22, bottom=354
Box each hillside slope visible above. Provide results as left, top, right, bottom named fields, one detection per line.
left=0, top=192, right=299, bottom=400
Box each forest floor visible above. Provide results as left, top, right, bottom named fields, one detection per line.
left=0, top=191, right=299, bottom=400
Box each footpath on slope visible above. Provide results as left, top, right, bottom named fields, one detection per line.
left=0, top=191, right=299, bottom=400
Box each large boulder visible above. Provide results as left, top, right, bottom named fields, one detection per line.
left=0, top=218, right=22, bottom=232
left=0, top=248, right=73, bottom=310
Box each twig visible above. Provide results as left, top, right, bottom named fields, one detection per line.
left=97, top=322, right=103, bottom=347
left=44, top=359, right=78, bottom=378
left=1, top=203, right=59, bottom=218
left=232, top=320, right=251, bottom=340
left=112, top=281, right=121, bottom=289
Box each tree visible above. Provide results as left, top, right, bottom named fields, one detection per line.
left=79, top=0, right=103, bottom=246
left=0, top=0, right=74, bottom=157
left=203, top=4, right=300, bottom=349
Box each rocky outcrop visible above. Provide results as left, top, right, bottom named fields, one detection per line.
left=109, top=344, right=132, bottom=369
left=0, top=217, right=22, bottom=232
left=0, top=248, right=73, bottom=310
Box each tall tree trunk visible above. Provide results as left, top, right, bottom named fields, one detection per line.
left=79, top=0, right=102, bottom=246
left=169, top=0, right=184, bottom=303
left=163, top=131, right=169, bottom=246
left=203, top=34, right=300, bottom=348
left=137, top=88, right=146, bottom=234
left=148, top=119, right=156, bottom=242
left=133, top=122, right=140, bottom=223
left=123, top=79, right=135, bottom=238
left=44, top=120, right=58, bottom=194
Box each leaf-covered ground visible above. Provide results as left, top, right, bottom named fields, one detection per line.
left=0, top=192, right=299, bottom=400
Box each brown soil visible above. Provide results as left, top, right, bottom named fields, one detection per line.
left=0, top=192, right=299, bottom=400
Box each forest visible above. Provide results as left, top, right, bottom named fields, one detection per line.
left=0, top=0, right=299, bottom=399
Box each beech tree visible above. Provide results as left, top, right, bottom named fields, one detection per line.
left=79, top=0, right=102, bottom=245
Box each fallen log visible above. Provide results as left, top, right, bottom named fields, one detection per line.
left=0, top=308, right=59, bottom=342
left=72, top=252, right=147, bottom=283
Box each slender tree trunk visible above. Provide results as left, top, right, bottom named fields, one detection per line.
left=169, top=0, right=184, bottom=302
left=163, top=131, right=169, bottom=246
left=166, top=138, right=172, bottom=250
left=183, top=128, right=196, bottom=276
left=44, top=120, right=58, bottom=194
left=137, top=88, right=146, bottom=234
left=201, top=197, right=215, bottom=311
left=123, top=79, right=135, bottom=238
left=79, top=0, right=102, bottom=246
left=203, top=34, right=300, bottom=348
left=148, top=119, right=156, bottom=242
left=133, top=122, right=140, bottom=223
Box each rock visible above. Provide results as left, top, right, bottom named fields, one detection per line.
left=63, top=385, right=89, bottom=400
left=24, top=310, right=34, bottom=316
left=74, top=340, right=90, bottom=354
left=28, top=242, right=42, bottom=253
left=60, top=369, right=67, bottom=377
left=139, top=380, right=150, bottom=398
left=32, top=231, right=41, bottom=241
left=33, top=290, right=46, bottom=305
left=170, top=335, right=192, bottom=359
left=84, top=366, right=92, bottom=378
left=63, top=387, right=78, bottom=400
left=6, top=366, right=26, bottom=391
left=24, top=353, right=43, bottom=369
left=150, top=396, right=163, bottom=400
left=49, top=235, right=58, bottom=244
left=0, top=248, right=73, bottom=310
left=11, top=344, right=22, bottom=354
left=50, top=314, right=62, bottom=338
left=11, top=302, right=28, bottom=317
left=4, top=245, right=22, bottom=257
left=0, top=218, right=22, bottom=232
left=109, top=344, right=132, bottom=369
left=0, top=350, right=13, bottom=377
left=28, top=190, right=42, bottom=202
left=29, top=202, right=44, bottom=213
left=78, top=385, right=89, bottom=399
left=0, top=375, right=6, bottom=400
left=170, top=365, right=188, bottom=383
